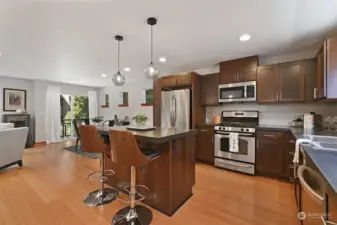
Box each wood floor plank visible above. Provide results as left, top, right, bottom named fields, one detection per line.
left=0, top=140, right=299, bottom=225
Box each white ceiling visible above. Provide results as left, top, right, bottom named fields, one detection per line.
left=1, top=0, right=337, bottom=87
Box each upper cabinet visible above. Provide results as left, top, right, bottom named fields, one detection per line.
left=200, top=73, right=219, bottom=106
left=257, top=65, right=279, bottom=103
left=257, top=59, right=314, bottom=103
left=159, top=73, right=192, bottom=89
left=314, top=36, right=337, bottom=100
left=219, top=56, right=258, bottom=84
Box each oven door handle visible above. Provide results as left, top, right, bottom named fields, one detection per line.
left=215, top=131, right=254, bottom=136
left=218, top=160, right=253, bottom=169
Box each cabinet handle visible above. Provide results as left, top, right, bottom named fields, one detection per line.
left=289, top=164, right=294, bottom=169
left=236, top=74, right=239, bottom=82
left=289, top=152, right=295, bottom=156
left=314, top=88, right=318, bottom=99
left=289, top=178, right=295, bottom=182
left=263, top=134, right=275, bottom=138
left=289, top=140, right=295, bottom=143
left=257, top=140, right=259, bottom=149
left=200, top=129, right=209, bottom=132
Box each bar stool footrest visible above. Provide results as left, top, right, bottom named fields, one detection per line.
left=116, top=185, right=149, bottom=204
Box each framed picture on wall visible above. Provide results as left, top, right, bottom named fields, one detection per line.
left=3, top=88, right=27, bottom=112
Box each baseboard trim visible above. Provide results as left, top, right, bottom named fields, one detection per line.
left=33, top=142, right=47, bottom=147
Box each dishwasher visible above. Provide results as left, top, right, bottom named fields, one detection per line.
left=297, top=149, right=336, bottom=225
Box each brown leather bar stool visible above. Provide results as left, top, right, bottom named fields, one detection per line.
left=80, top=125, right=118, bottom=206
left=109, top=130, right=160, bottom=225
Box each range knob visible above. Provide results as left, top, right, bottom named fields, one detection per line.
left=246, top=128, right=250, bottom=132
left=241, top=128, right=244, bottom=132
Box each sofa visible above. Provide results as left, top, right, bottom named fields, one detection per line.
left=0, top=126, right=29, bottom=170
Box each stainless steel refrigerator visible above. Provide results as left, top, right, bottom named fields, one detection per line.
left=161, top=89, right=191, bottom=129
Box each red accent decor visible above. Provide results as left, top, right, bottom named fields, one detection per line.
left=118, top=104, right=129, bottom=107
left=101, top=105, right=109, bottom=108
left=141, top=103, right=153, bottom=107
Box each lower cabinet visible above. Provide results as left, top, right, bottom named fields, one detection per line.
left=329, top=195, right=337, bottom=223
left=196, top=125, right=214, bottom=164
left=256, top=130, right=293, bottom=180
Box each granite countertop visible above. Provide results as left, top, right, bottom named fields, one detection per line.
left=257, top=124, right=291, bottom=132
left=196, top=123, right=216, bottom=127
left=286, top=127, right=337, bottom=195
left=97, top=126, right=197, bottom=144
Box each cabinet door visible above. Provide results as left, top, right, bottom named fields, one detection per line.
left=326, top=36, right=337, bottom=98
left=315, top=47, right=325, bottom=99
left=237, top=68, right=257, bottom=82
left=256, top=132, right=285, bottom=177
left=219, top=70, right=236, bottom=84
left=176, top=74, right=192, bottom=86
left=160, top=76, right=176, bottom=88
left=196, top=127, right=214, bottom=164
left=200, top=74, right=219, bottom=106
left=257, top=66, right=278, bottom=103
left=279, top=62, right=305, bottom=102
left=329, top=195, right=337, bottom=223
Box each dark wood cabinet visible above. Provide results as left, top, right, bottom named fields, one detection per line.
left=160, top=75, right=176, bottom=88
left=219, top=56, right=258, bottom=84
left=195, top=126, right=214, bottom=164
left=257, top=65, right=279, bottom=103
left=329, top=195, right=337, bottom=223
left=279, top=62, right=305, bottom=102
left=258, top=59, right=314, bottom=103
left=256, top=131, right=286, bottom=178
left=314, top=36, right=337, bottom=100
left=200, top=73, right=219, bottom=106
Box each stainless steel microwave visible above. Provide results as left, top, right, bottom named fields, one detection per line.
left=218, top=81, right=256, bottom=103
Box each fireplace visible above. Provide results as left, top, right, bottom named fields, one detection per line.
left=2, top=114, right=33, bottom=148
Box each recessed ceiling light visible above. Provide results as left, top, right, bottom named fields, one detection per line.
left=159, top=57, right=167, bottom=62
left=101, top=74, right=107, bottom=77
left=124, top=68, right=131, bottom=72
left=239, top=34, right=251, bottom=42
left=0, top=52, right=2, bottom=56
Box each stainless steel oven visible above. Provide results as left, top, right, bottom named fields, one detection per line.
left=214, top=131, right=255, bottom=163
left=218, top=81, right=256, bottom=103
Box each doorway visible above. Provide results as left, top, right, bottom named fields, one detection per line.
left=60, top=95, right=89, bottom=139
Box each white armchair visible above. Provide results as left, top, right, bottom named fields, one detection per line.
left=0, top=123, right=14, bottom=130
left=0, top=127, right=29, bottom=169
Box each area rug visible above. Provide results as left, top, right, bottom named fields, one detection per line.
left=63, top=146, right=100, bottom=159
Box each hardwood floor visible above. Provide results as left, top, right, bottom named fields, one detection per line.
left=0, top=140, right=299, bottom=225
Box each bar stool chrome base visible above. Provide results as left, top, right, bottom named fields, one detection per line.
left=112, top=205, right=153, bottom=225
left=83, top=188, right=117, bottom=207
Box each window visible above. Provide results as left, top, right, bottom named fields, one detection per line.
left=145, top=89, right=154, bottom=104
left=122, top=92, right=128, bottom=105
left=118, top=92, right=129, bottom=107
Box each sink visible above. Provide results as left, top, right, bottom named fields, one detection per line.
left=303, top=134, right=337, bottom=144
left=303, top=134, right=337, bottom=152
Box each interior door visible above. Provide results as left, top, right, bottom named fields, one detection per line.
left=161, top=91, right=174, bottom=128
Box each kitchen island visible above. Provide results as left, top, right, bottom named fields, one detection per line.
left=97, top=126, right=197, bottom=216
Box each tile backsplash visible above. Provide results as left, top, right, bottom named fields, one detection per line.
left=206, top=103, right=337, bottom=126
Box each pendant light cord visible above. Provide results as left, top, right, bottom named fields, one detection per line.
left=150, top=25, right=153, bottom=64
left=117, top=40, right=120, bottom=72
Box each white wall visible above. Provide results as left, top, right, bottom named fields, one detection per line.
left=99, top=79, right=154, bottom=126
left=206, top=103, right=337, bottom=126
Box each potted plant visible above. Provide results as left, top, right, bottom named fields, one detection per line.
left=132, top=114, right=148, bottom=127
left=92, top=116, right=104, bottom=125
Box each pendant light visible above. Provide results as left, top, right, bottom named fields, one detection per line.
left=112, top=35, right=126, bottom=86
left=145, top=17, right=160, bottom=79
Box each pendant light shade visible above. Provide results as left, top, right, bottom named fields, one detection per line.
left=112, top=35, right=126, bottom=86
left=145, top=17, right=160, bottom=79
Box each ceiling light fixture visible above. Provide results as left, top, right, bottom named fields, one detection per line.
left=159, top=57, right=167, bottom=62
left=239, top=34, right=251, bottom=42
left=112, top=35, right=126, bottom=86
left=124, top=68, right=131, bottom=72
left=101, top=74, right=107, bottom=77
left=145, top=17, right=160, bottom=80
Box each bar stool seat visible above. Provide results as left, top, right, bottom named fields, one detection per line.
left=109, top=130, right=159, bottom=225
left=80, top=125, right=118, bottom=207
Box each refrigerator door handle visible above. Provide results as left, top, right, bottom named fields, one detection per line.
left=170, top=95, right=174, bottom=126
left=173, top=95, right=177, bottom=126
